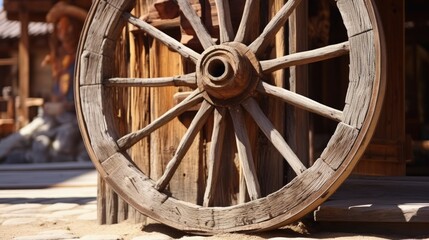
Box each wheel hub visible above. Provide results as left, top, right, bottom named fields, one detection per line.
left=196, top=42, right=261, bottom=105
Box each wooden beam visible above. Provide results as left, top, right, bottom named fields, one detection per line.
left=18, top=8, right=30, bottom=128
left=0, top=58, right=18, bottom=66
left=4, top=0, right=55, bottom=22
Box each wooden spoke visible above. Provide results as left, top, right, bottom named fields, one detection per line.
left=261, top=41, right=350, bottom=73
left=249, top=0, right=302, bottom=55
left=258, top=82, right=343, bottom=122
left=234, top=0, right=258, bottom=43
left=176, top=0, right=215, bottom=49
left=125, top=12, right=200, bottom=63
left=215, top=0, right=234, bottom=43
left=155, top=101, right=214, bottom=191
left=203, top=108, right=227, bottom=207
left=230, top=105, right=261, bottom=201
left=104, top=73, right=197, bottom=88
left=117, top=90, right=204, bottom=150
left=242, top=98, right=306, bottom=175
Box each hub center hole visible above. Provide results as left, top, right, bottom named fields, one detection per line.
left=207, top=58, right=229, bottom=80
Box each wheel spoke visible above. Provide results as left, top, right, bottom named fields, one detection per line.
left=125, top=12, right=200, bottom=63
left=257, top=82, right=343, bottom=122
left=242, top=98, right=306, bottom=175
left=234, top=0, right=258, bottom=43
left=203, top=108, right=227, bottom=207
left=215, top=0, right=234, bottom=43
left=155, top=101, right=214, bottom=191
left=261, top=41, right=350, bottom=73
left=230, top=106, right=261, bottom=201
left=104, top=73, right=197, bottom=88
left=249, top=0, right=302, bottom=55
left=176, top=0, right=215, bottom=49
left=117, top=90, right=204, bottom=150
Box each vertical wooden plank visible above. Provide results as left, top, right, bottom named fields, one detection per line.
left=149, top=28, right=202, bottom=203
left=125, top=0, right=153, bottom=224
left=106, top=186, right=119, bottom=224
left=18, top=8, right=29, bottom=128
left=117, top=198, right=128, bottom=222
left=97, top=176, right=107, bottom=225
left=355, top=0, right=406, bottom=176
left=236, top=0, right=260, bottom=202
left=211, top=116, right=240, bottom=206
left=287, top=0, right=309, bottom=174
left=255, top=0, right=285, bottom=197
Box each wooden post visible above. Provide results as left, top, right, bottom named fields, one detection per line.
left=18, top=7, right=30, bottom=128
left=287, top=0, right=310, bottom=172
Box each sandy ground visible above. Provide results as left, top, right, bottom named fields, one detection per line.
left=1, top=170, right=428, bottom=239
left=2, top=218, right=427, bottom=240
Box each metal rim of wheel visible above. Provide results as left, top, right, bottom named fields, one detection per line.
left=75, top=0, right=385, bottom=233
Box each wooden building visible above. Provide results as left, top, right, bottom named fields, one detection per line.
left=3, top=0, right=429, bottom=233
left=1, top=0, right=91, bottom=132
left=0, top=9, right=51, bottom=136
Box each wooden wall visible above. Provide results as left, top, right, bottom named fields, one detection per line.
left=98, top=0, right=291, bottom=224
left=353, top=0, right=407, bottom=176
left=97, top=0, right=408, bottom=225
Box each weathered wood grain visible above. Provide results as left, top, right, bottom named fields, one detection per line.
left=242, top=98, right=306, bottom=175
left=155, top=101, right=213, bottom=191
left=176, top=0, right=215, bottom=49
left=79, top=85, right=119, bottom=162
left=257, top=81, right=343, bottom=122
left=79, top=51, right=113, bottom=85
left=117, top=90, right=203, bottom=150
left=75, top=0, right=385, bottom=233
left=105, top=73, right=197, bottom=88
left=249, top=0, right=302, bottom=55
left=203, top=108, right=227, bottom=207
left=127, top=19, right=150, bottom=223
left=126, top=12, right=200, bottom=63
left=83, top=0, right=126, bottom=55
left=230, top=105, right=261, bottom=201
left=343, top=30, right=375, bottom=129
left=261, top=41, right=350, bottom=73
left=286, top=0, right=310, bottom=176
left=255, top=0, right=286, bottom=198
left=214, top=0, right=234, bottom=43
left=336, top=0, right=372, bottom=37
left=97, top=176, right=107, bottom=225
left=148, top=34, right=204, bottom=204
left=234, top=0, right=260, bottom=44
left=321, top=122, right=359, bottom=170
left=101, top=152, right=334, bottom=232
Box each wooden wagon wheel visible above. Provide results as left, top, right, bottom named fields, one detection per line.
left=76, top=0, right=385, bottom=233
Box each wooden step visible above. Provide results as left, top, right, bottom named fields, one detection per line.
left=314, top=176, right=429, bottom=223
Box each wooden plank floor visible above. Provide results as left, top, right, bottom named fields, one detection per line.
left=0, top=162, right=97, bottom=189
left=314, top=176, right=429, bottom=223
